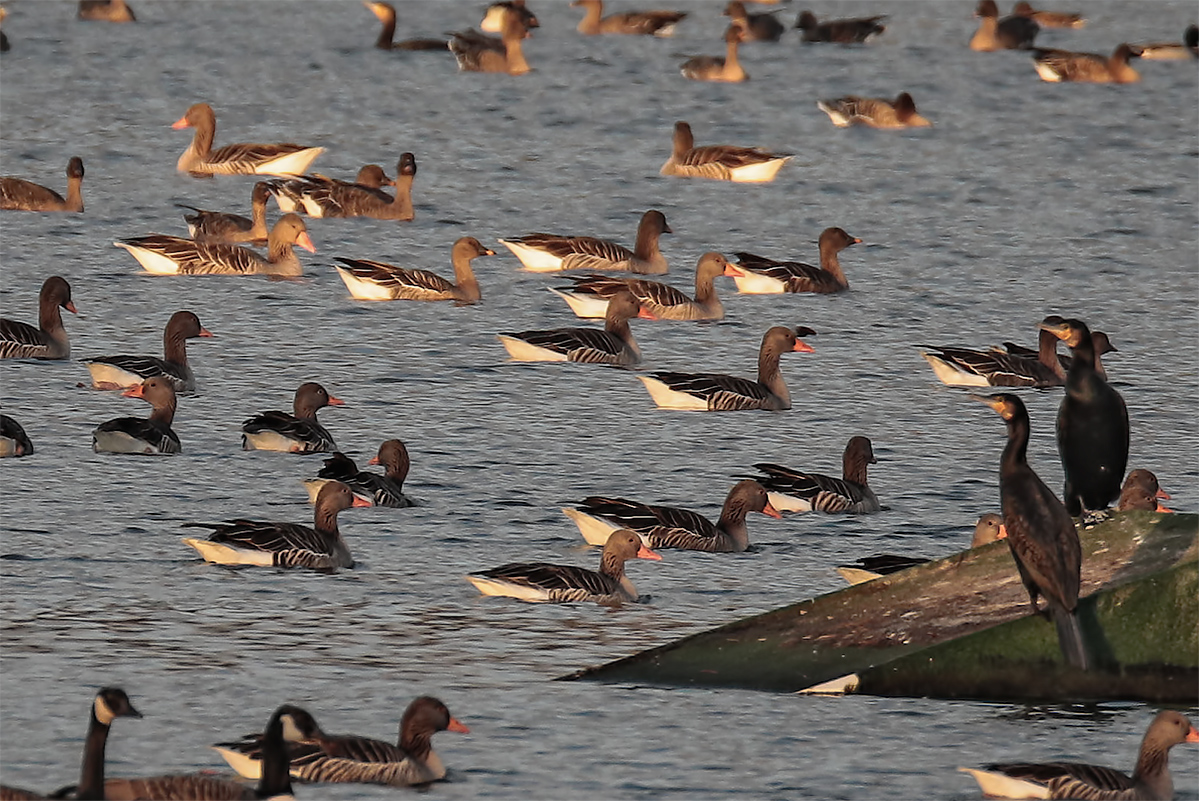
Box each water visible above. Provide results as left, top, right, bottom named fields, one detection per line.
left=1, top=1, right=1196, bottom=798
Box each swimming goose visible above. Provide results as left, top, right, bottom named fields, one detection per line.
left=498, top=209, right=671, bottom=274
left=816, top=92, right=932, bottom=129
left=242, top=381, right=343, bottom=453
left=449, top=11, right=531, bottom=75
left=178, top=182, right=273, bottom=246
left=467, top=529, right=662, bottom=603
left=266, top=163, right=391, bottom=214
left=92, top=377, right=181, bottom=455
left=794, top=10, right=886, bottom=43
left=497, top=291, right=648, bottom=365
left=267, top=156, right=412, bottom=220
left=835, top=514, right=1007, bottom=584
left=970, top=0, right=1038, bottom=50
left=1033, top=43, right=1142, bottom=83
left=1135, top=24, right=1198, bottom=59
left=640, top=325, right=814, bottom=411
left=549, top=251, right=731, bottom=320
left=723, top=1, right=783, bottom=41
left=364, top=1, right=454, bottom=50
left=482, top=1, right=539, bottom=32
left=752, top=436, right=881, bottom=514
left=0, top=156, right=84, bottom=212
left=680, top=25, right=748, bottom=82
left=1011, top=1, right=1084, bottom=29
left=82, top=310, right=213, bottom=393
left=334, top=236, right=494, bottom=303
left=1117, top=469, right=1172, bottom=513
left=302, top=440, right=414, bottom=508
left=960, top=710, right=1199, bottom=800
left=998, top=329, right=1116, bottom=381
left=0, top=276, right=76, bottom=360
left=77, top=0, right=135, bottom=21
left=660, top=121, right=792, bottom=183
left=115, top=213, right=315, bottom=277
left=173, top=102, right=324, bottom=178
left=0, top=414, right=34, bottom=457
left=921, top=327, right=1114, bottom=388
left=728, top=227, right=861, bottom=294
left=572, top=0, right=686, bottom=36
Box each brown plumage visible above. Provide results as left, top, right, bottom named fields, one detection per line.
left=660, top=121, right=792, bottom=183
left=794, top=9, right=885, bottom=43
left=497, top=291, right=647, bottom=365
left=449, top=10, right=531, bottom=75
left=970, top=0, right=1038, bottom=51
left=333, top=236, right=494, bottom=303
left=241, top=382, right=343, bottom=454
left=753, top=436, right=882, bottom=514
left=723, top=1, right=784, bottom=42
left=680, top=25, right=748, bottom=82
left=178, top=182, right=272, bottom=245
left=1011, top=1, right=1085, bottom=29
left=1033, top=44, right=1141, bottom=83
left=172, top=102, right=324, bottom=177
left=0, top=276, right=76, bottom=360
left=115, top=213, right=315, bottom=277
left=364, top=1, right=452, bottom=50
left=0, top=156, right=84, bottom=212
left=1116, top=469, right=1172, bottom=513
left=550, top=251, right=732, bottom=321
left=572, top=0, right=686, bottom=36
left=816, top=92, right=932, bottom=129
left=728, top=227, right=861, bottom=294
left=78, top=0, right=135, bottom=22
left=92, top=377, right=182, bottom=455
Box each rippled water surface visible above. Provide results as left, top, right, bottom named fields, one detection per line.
left=1, top=1, right=1197, bottom=798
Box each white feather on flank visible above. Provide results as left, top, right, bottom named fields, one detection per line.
left=333, top=267, right=397, bottom=300
left=562, top=507, right=623, bottom=546
left=956, top=768, right=1052, bottom=799
left=243, top=430, right=312, bottom=452
left=727, top=157, right=792, bottom=183
left=637, top=375, right=711, bottom=410
left=464, top=575, right=552, bottom=602
left=919, top=352, right=993, bottom=387
left=496, top=239, right=566, bottom=272
left=113, top=243, right=183, bottom=274
left=496, top=335, right=570, bottom=362
left=548, top=287, right=609, bottom=319
left=727, top=270, right=788, bottom=294
left=180, top=537, right=276, bottom=566
left=765, top=491, right=813, bottom=513
left=92, top=430, right=165, bottom=455
left=254, top=147, right=326, bottom=177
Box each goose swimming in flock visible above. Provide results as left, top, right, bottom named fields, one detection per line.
left=497, top=290, right=649, bottom=365
left=482, top=1, right=539, bottom=32
left=660, top=120, right=792, bottom=183
left=77, top=0, right=135, bottom=21
left=723, top=1, right=784, bottom=42
left=241, top=381, right=343, bottom=453
left=1116, top=469, right=1172, bottom=513
left=816, top=92, right=932, bottom=129
left=639, top=325, right=815, bottom=411
left=921, top=327, right=1115, bottom=388
left=267, top=156, right=413, bottom=220
left=0, top=414, right=34, bottom=458
left=1001, top=330, right=1117, bottom=379
left=177, top=181, right=273, bottom=246
left=960, top=710, right=1199, bottom=800
left=970, top=0, right=1038, bottom=51
left=1135, top=24, right=1198, bottom=59
left=0, top=276, right=76, bottom=360
left=0, top=156, right=84, bottom=212
left=752, top=436, right=882, bottom=514
left=835, top=513, right=1007, bottom=585
left=572, top=0, right=686, bottom=36
left=449, top=10, right=532, bottom=75
left=302, top=440, right=414, bottom=508
left=82, top=310, right=213, bottom=393
left=498, top=209, right=672, bottom=274
left=1011, top=1, right=1085, bottom=29
left=115, top=213, right=315, bottom=278
left=727, top=227, right=861, bottom=294
left=1032, top=43, right=1142, bottom=83
left=213, top=697, right=469, bottom=787
left=549, top=251, right=732, bottom=321
left=794, top=9, right=886, bottom=43
left=364, top=1, right=456, bottom=50
left=334, top=236, right=494, bottom=303
left=680, top=25, right=749, bottom=82
left=172, top=102, right=325, bottom=178
left=466, top=529, right=662, bottom=604
left=92, top=377, right=182, bottom=455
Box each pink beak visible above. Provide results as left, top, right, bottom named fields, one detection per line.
left=171, top=115, right=191, bottom=130
left=792, top=339, right=815, bottom=354
left=296, top=231, right=317, bottom=254
left=636, top=544, right=663, bottom=561
left=326, top=395, right=345, bottom=406
left=761, top=501, right=783, bottom=519
left=448, top=718, right=471, bottom=734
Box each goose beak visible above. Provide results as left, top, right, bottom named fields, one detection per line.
left=351, top=495, right=372, bottom=508
left=636, top=544, right=663, bottom=561
left=65, top=301, right=79, bottom=314
left=724, top=264, right=746, bottom=277
left=122, top=383, right=146, bottom=399
left=1186, top=726, right=1199, bottom=743
left=996, top=524, right=1008, bottom=540
left=762, top=501, right=783, bottom=519
left=792, top=339, right=814, bottom=353
left=326, top=395, right=345, bottom=406
left=448, top=718, right=471, bottom=734
left=296, top=231, right=317, bottom=254
left=199, top=327, right=215, bottom=338
left=171, top=115, right=191, bottom=130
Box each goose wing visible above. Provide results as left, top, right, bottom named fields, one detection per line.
left=477, top=562, right=616, bottom=595
left=242, top=411, right=337, bottom=451
left=578, top=496, right=715, bottom=536
left=85, top=354, right=179, bottom=382
left=183, top=519, right=330, bottom=558
left=94, top=417, right=181, bottom=453
left=205, top=141, right=314, bottom=174
left=984, top=762, right=1135, bottom=793
left=648, top=370, right=770, bottom=410
left=922, top=346, right=1057, bottom=387
left=753, top=463, right=865, bottom=512
left=733, top=253, right=825, bottom=292
left=334, top=258, right=454, bottom=293
left=680, top=145, right=783, bottom=168
left=503, top=326, right=626, bottom=361
left=0, top=319, right=48, bottom=356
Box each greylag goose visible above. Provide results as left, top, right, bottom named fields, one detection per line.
left=572, top=0, right=686, bottom=36
left=449, top=11, right=531, bottom=75
left=497, top=290, right=648, bottom=365
left=1000, top=330, right=1117, bottom=380
left=334, top=236, right=494, bottom=303
left=752, top=436, right=881, bottom=514
left=177, top=181, right=272, bottom=245
left=182, top=481, right=367, bottom=569
left=1033, top=43, right=1142, bottom=83
left=960, top=710, right=1199, bottom=800
left=1011, top=1, right=1084, bottom=29
left=172, top=102, right=324, bottom=177
left=92, top=377, right=181, bottom=455
left=1135, top=24, right=1198, bottom=59
left=723, top=1, right=783, bottom=41
left=640, top=325, right=814, bottom=411
left=302, top=440, right=414, bottom=508
left=77, top=0, right=134, bottom=21
left=498, top=209, right=671, bottom=274
left=1117, top=469, right=1172, bottom=513
left=835, top=514, right=1007, bottom=584
left=794, top=10, right=886, bottom=43
left=563, top=480, right=780, bottom=553
left=680, top=25, right=748, bottom=82
left=921, top=327, right=1114, bottom=388
left=267, top=157, right=412, bottom=220
left=549, top=251, right=731, bottom=321
left=482, top=1, right=539, bottom=32
left=728, top=227, right=861, bottom=294
left=82, top=310, right=213, bottom=393
left=970, top=0, right=1038, bottom=50
left=0, top=276, right=76, bottom=360
left=241, top=381, right=342, bottom=453
left=0, top=156, right=84, bottom=212
left=0, top=413, right=34, bottom=457
left=466, top=529, right=661, bottom=603
left=971, top=392, right=1088, bottom=669
left=364, top=1, right=454, bottom=50
left=816, top=92, right=932, bottom=129
left=115, top=213, right=315, bottom=277
left=660, top=121, right=792, bottom=183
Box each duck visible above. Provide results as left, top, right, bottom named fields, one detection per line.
left=77, top=0, right=135, bottom=21
left=1033, top=43, right=1142, bottom=83
left=482, top=1, right=539, bottom=33
left=213, top=697, right=468, bottom=787
left=449, top=11, right=531, bottom=75
left=466, top=529, right=662, bottom=603
left=302, top=440, right=414, bottom=508
left=640, top=325, right=815, bottom=411
left=660, top=121, right=792, bottom=183
left=548, top=251, right=732, bottom=321
left=92, top=377, right=181, bottom=455
left=0, top=413, right=34, bottom=457
left=921, top=327, right=1115, bottom=388
left=498, top=209, right=672, bottom=274
left=794, top=10, right=886, bottom=43
left=82, top=310, right=213, bottom=393
left=172, top=102, right=324, bottom=178
left=680, top=25, right=749, bottom=82
left=241, top=381, right=343, bottom=453
left=727, top=227, right=861, bottom=294
left=181, top=481, right=368, bottom=570
left=723, top=1, right=783, bottom=42
left=1010, top=1, right=1084, bottom=29
left=497, top=291, right=648, bottom=365
left=959, top=710, right=1199, bottom=800
left=970, top=0, right=1038, bottom=51
left=177, top=181, right=273, bottom=246
left=334, top=236, right=494, bottom=303
left=0, top=276, right=76, bottom=360
left=114, top=213, right=315, bottom=278
left=1135, top=24, right=1198, bottom=59
left=835, top=514, right=1007, bottom=585
left=0, top=156, right=84, bottom=212
left=571, top=0, right=686, bottom=36
left=364, top=1, right=455, bottom=50
left=266, top=161, right=402, bottom=218
left=816, top=92, right=932, bottom=129
left=1117, top=469, right=1172, bottom=513
left=752, top=436, right=881, bottom=514
left=971, top=392, right=1088, bottom=669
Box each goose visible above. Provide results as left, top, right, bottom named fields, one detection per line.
left=115, top=213, right=315, bottom=278
left=1135, top=24, right=1198, bottom=59
left=752, top=436, right=881, bottom=514
left=571, top=0, right=686, bottom=36
left=82, top=310, right=213, bottom=393
left=640, top=325, right=814, bottom=411
left=1011, top=1, right=1084, bottom=29
left=921, top=327, right=1114, bottom=388
left=660, top=121, right=792, bottom=183
left=970, top=0, right=1038, bottom=51
left=181, top=481, right=368, bottom=570
left=549, top=252, right=731, bottom=320
left=333, top=236, right=494, bottom=303
left=498, top=209, right=671, bottom=274
left=177, top=182, right=273, bottom=246
left=1002, top=330, right=1116, bottom=380
left=794, top=10, right=886, bottom=43
left=0, top=414, right=34, bottom=457
left=172, top=102, right=324, bottom=178
left=302, top=440, right=414, bottom=508
left=563, top=480, right=780, bottom=553
left=267, top=157, right=413, bottom=220
left=816, top=92, right=932, bottom=129
left=466, top=529, right=662, bottom=603
left=449, top=11, right=531, bottom=75
left=723, top=1, right=784, bottom=42
left=92, top=377, right=182, bottom=455
left=364, top=1, right=455, bottom=50
left=241, top=381, right=342, bottom=453
left=960, top=710, right=1199, bottom=800
left=77, top=0, right=135, bottom=21
left=481, top=1, right=539, bottom=33
left=680, top=25, right=748, bottom=82
left=497, top=290, right=648, bottom=365
left=727, top=227, right=861, bottom=294
left=1033, top=43, right=1142, bottom=83
left=266, top=164, right=391, bottom=214
left=0, top=276, right=76, bottom=360
left=1117, top=469, right=1172, bottom=513
left=213, top=697, right=468, bottom=787
left=835, top=514, right=1007, bottom=585
left=0, top=156, right=84, bottom=212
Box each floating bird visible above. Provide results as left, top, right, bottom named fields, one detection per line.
left=660, top=121, right=792, bottom=183
left=302, top=440, right=414, bottom=508
left=723, top=1, right=784, bottom=42
left=115, top=213, right=315, bottom=277
left=498, top=209, right=671, bottom=274
left=449, top=11, right=532, bottom=75
left=77, top=0, right=135, bottom=22
left=178, top=181, right=272, bottom=246
left=572, top=0, right=686, bottom=36
left=970, top=0, right=1038, bottom=51
left=816, top=92, right=932, bottom=129
left=835, top=514, right=1007, bottom=585
left=727, top=227, right=861, bottom=294
left=680, top=25, right=748, bottom=82
left=548, top=251, right=732, bottom=320
left=921, top=327, right=1115, bottom=388
left=82, top=310, right=213, bottom=393
left=267, top=159, right=407, bottom=219
left=752, top=436, right=882, bottom=514
left=794, top=9, right=886, bottom=43
left=172, top=102, right=324, bottom=177
left=92, top=377, right=182, bottom=455
left=1117, top=469, right=1172, bottom=513
left=0, top=413, right=34, bottom=457
left=364, top=1, right=455, bottom=50
left=334, top=236, right=494, bottom=303
left=1032, top=43, right=1142, bottom=83
left=0, top=156, right=84, bottom=212
left=1011, top=1, right=1084, bottom=29
left=241, top=381, right=343, bottom=453
left=482, top=1, right=539, bottom=33
left=1135, top=24, right=1198, bottom=59
left=497, top=290, right=649, bottom=365
left=0, top=276, right=76, bottom=360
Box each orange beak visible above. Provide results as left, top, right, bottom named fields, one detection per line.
left=761, top=501, right=783, bottom=519
left=636, top=544, right=663, bottom=561
left=447, top=718, right=471, bottom=734
left=1186, top=726, right=1199, bottom=743
left=351, top=495, right=373, bottom=508
left=638, top=307, right=657, bottom=320
left=171, top=115, right=191, bottom=130
left=1155, top=503, right=1174, bottom=513
left=121, top=383, right=146, bottom=399
left=1156, top=487, right=1171, bottom=500
left=199, top=327, right=215, bottom=338
left=326, top=395, right=345, bottom=406
left=792, top=339, right=815, bottom=354
left=724, top=264, right=746, bottom=277
left=65, top=301, right=78, bottom=314
left=296, top=231, right=317, bottom=254
left=996, top=524, right=1008, bottom=540
left=367, top=456, right=380, bottom=466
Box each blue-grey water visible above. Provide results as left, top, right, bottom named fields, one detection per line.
left=1, top=1, right=1196, bottom=798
